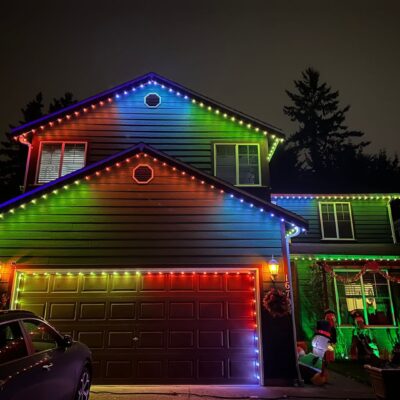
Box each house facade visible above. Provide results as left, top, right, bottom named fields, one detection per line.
left=273, top=194, right=400, bottom=357
left=0, top=73, right=306, bottom=385
left=1, top=72, right=399, bottom=385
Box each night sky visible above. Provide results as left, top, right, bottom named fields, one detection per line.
left=1, top=0, right=399, bottom=154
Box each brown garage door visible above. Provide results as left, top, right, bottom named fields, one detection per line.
left=14, top=270, right=260, bottom=384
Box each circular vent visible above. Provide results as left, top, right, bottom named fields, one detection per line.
left=144, top=93, right=161, bottom=108
left=132, top=164, right=154, bottom=184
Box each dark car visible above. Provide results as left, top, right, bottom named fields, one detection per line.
left=0, top=310, right=92, bottom=400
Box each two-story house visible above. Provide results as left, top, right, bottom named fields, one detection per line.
left=273, top=194, right=400, bottom=357
left=0, top=73, right=307, bottom=386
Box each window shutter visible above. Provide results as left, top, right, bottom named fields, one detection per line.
left=38, top=144, right=62, bottom=183
left=61, top=143, right=86, bottom=176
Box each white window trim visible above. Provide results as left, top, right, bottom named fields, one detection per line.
left=213, top=143, right=262, bottom=187
left=333, top=268, right=396, bottom=327
left=318, top=201, right=355, bottom=240
left=36, top=141, right=88, bottom=184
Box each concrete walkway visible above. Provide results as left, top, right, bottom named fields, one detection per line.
left=90, top=371, right=375, bottom=400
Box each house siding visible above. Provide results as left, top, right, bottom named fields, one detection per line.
left=1, top=157, right=282, bottom=267
left=26, top=88, right=270, bottom=190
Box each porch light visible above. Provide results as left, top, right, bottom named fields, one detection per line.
left=268, top=257, right=279, bottom=281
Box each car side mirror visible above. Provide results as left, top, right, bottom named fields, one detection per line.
left=61, top=335, right=73, bottom=348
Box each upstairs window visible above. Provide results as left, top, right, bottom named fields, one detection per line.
left=214, top=144, right=260, bottom=186
left=334, top=270, right=395, bottom=326
left=37, top=142, right=86, bottom=184
left=319, top=202, right=354, bottom=239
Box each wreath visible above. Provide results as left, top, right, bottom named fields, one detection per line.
left=262, top=287, right=291, bottom=318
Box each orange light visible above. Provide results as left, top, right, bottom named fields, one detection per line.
left=268, top=258, right=279, bottom=280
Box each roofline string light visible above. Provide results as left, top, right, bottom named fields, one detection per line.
left=14, top=269, right=261, bottom=382
left=272, top=194, right=400, bottom=201
left=13, top=80, right=284, bottom=157
left=293, top=256, right=400, bottom=262
left=0, top=152, right=305, bottom=234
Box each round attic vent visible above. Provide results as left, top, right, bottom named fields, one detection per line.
left=132, top=164, right=154, bottom=184
left=144, top=93, right=161, bottom=108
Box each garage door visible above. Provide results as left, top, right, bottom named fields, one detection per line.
left=14, top=270, right=260, bottom=384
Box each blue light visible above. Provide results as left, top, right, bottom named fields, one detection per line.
left=270, top=213, right=274, bottom=217
left=115, top=94, right=120, bottom=99
left=230, top=194, right=234, bottom=198
left=260, top=208, right=264, bottom=212
left=240, top=199, right=244, bottom=203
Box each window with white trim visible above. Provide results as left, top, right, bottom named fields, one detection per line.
left=334, top=270, right=395, bottom=326
left=319, top=202, right=354, bottom=239
left=37, top=142, right=86, bottom=184
left=214, top=144, right=260, bottom=186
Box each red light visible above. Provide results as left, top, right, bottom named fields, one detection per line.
left=95, top=171, right=100, bottom=176
left=91, top=104, right=96, bottom=109
left=116, top=163, right=120, bottom=167
left=201, top=181, right=205, bottom=184
left=66, top=115, right=71, bottom=120
left=83, top=108, right=88, bottom=112
left=99, top=101, right=104, bottom=106
left=85, top=176, right=90, bottom=180
left=49, top=122, right=54, bottom=127
left=40, top=126, right=44, bottom=130
left=136, top=154, right=140, bottom=158
left=106, top=167, right=110, bottom=172
left=74, top=111, right=79, bottom=116
left=126, top=158, right=130, bottom=162
left=57, top=118, right=62, bottom=123
left=191, top=176, right=195, bottom=180
left=172, top=167, right=176, bottom=171
left=158, top=272, right=162, bottom=275
left=144, top=154, right=148, bottom=158
left=108, top=98, right=112, bottom=102
left=153, top=158, right=157, bottom=162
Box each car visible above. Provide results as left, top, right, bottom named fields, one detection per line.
left=0, top=310, right=92, bottom=400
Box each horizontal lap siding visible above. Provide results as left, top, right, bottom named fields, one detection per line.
left=27, top=90, right=268, bottom=185
left=275, top=198, right=393, bottom=244
left=1, top=160, right=282, bottom=266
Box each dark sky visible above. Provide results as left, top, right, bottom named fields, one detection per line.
left=1, top=0, right=399, bottom=154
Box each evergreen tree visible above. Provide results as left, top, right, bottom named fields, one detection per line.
left=283, top=67, right=369, bottom=174
left=0, top=92, right=77, bottom=202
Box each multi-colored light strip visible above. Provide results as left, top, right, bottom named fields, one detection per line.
left=14, top=269, right=261, bottom=382
left=293, top=255, right=400, bottom=262
left=273, top=194, right=400, bottom=201
left=14, top=80, right=284, bottom=159
left=0, top=152, right=305, bottom=234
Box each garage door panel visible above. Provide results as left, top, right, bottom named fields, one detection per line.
left=198, top=360, right=225, bottom=378
left=80, top=303, right=107, bottom=320
left=167, top=360, right=194, bottom=378
left=141, top=275, right=166, bottom=291
left=107, top=331, right=134, bottom=348
left=49, top=302, right=76, bottom=320
left=77, top=331, right=104, bottom=348
left=199, top=302, right=224, bottom=319
left=109, top=302, right=136, bottom=319
left=22, top=276, right=50, bottom=292
left=136, top=360, right=163, bottom=378
left=199, top=275, right=223, bottom=291
left=82, top=275, right=108, bottom=291
left=137, top=331, right=164, bottom=348
left=199, top=330, right=224, bottom=348
left=53, top=275, right=79, bottom=292
left=170, top=275, right=195, bottom=290
left=169, top=302, right=195, bottom=319
left=169, top=330, right=194, bottom=348
left=16, top=271, right=259, bottom=384
left=229, top=329, right=255, bottom=348
left=106, top=361, right=132, bottom=378
left=110, top=275, right=138, bottom=291
left=139, top=302, right=165, bottom=319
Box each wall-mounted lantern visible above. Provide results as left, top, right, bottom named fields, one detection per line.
left=268, top=257, right=279, bottom=281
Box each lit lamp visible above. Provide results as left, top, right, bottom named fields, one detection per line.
left=268, top=257, right=279, bottom=281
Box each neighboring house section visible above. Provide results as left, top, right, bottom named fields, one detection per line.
left=273, top=194, right=400, bottom=358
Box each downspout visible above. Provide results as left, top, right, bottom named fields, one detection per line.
left=282, top=224, right=303, bottom=385
left=18, top=135, right=32, bottom=192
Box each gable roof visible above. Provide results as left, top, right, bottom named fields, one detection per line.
left=0, top=143, right=307, bottom=230
left=9, top=72, right=285, bottom=143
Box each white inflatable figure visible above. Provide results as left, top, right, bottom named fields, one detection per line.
left=312, top=334, right=330, bottom=359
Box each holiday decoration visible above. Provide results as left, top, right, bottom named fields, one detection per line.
left=262, top=287, right=291, bottom=318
